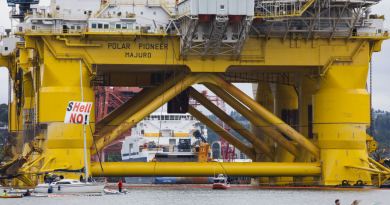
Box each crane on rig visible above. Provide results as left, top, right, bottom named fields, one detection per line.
left=190, top=90, right=235, bottom=162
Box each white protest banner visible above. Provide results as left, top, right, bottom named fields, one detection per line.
left=64, top=101, right=93, bottom=125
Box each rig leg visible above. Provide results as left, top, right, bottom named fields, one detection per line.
left=314, top=61, right=372, bottom=186
left=251, top=82, right=274, bottom=186
left=269, top=78, right=298, bottom=186
left=38, top=55, right=95, bottom=180
left=294, top=71, right=318, bottom=186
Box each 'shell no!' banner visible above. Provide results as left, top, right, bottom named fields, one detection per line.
left=64, top=101, right=93, bottom=125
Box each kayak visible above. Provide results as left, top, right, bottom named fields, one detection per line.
left=103, top=189, right=123, bottom=195
left=0, top=195, right=23, bottom=198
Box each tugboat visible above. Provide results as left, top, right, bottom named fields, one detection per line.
left=212, top=174, right=231, bottom=190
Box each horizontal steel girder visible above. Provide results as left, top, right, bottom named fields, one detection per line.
left=91, top=162, right=321, bottom=177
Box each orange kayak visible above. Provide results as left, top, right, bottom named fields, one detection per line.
left=0, top=195, right=23, bottom=198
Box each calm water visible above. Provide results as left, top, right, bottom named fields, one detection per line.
left=3, top=187, right=389, bottom=205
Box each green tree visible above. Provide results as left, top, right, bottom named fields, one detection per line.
left=372, top=113, right=390, bottom=155
left=0, top=103, right=8, bottom=123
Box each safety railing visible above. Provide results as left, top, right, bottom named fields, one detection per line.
left=99, top=13, right=136, bottom=18
left=87, top=28, right=141, bottom=34
left=27, top=13, right=89, bottom=19
left=258, top=31, right=389, bottom=38
left=254, top=0, right=316, bottom=18
left=18, top=28, right=174, bottom=35
left=103, top=0, right=174, bottom=6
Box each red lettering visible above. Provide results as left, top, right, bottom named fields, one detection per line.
left=72, top=102, right=81, bottom=112
left=86, top=103, right=92, bottom=113
left=77, top=114, right=83, bottom=123
left=80, top=105, right=85, bottom=112
left=70, top=113, right=77, bottom=123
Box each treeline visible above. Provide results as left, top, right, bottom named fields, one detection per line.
left=0, top=104, right=7, bottom=123
left=374, top=113, right=390, bottom=153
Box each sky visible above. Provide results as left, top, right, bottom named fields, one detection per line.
left=0, top=1, right=389, bottom=115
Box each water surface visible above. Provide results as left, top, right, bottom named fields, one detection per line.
left=3, top=187, right=389, bottom=205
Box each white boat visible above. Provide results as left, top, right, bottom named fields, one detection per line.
left=121, top=104, right=211, bottom=184
left=34, top=179, right=105, bottom=193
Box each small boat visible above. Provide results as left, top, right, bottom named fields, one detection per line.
left=0, top=195, right=23, bottom=198
left=103, top=189, right=127, bottom=195
left=212, top=174, right=231, bottom=190
left=34, top=179, right=105, bottom=193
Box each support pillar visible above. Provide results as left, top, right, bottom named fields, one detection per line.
left=294, top=71, right=318, bottom=185
left=38, top=54, right=95, bottom=180
left=314, top=48, right=372, bottom=185
left=270, top=79, right=298, bottom=185
left=251, top=82, right=274, bottom=185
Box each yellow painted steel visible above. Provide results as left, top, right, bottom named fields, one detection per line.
left=204, top=83, right=300, bottom=159
left=91, top=162, right=321, bottom=177
left=92, top=73, right=204, bottom=155
left=206, top=74, right=320, bottom=159
left=96, top=72, right=188, bottom=138
left=249, top=82, right=274, bottom=185
left=251, top=82, right=275, bottom=147
left=313, top=40, right=374, bottom=185
left=1, top=22, right=388, bottom=187
left=188, top=105, right=256, bottom=160
left=188, top=87, right=274, bottom=160
left=293, top=72, right=318, bottom=185
left=270, top=80, right=298, bottom=185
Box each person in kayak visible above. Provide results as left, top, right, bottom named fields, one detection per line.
left=118, top=179, right=123, bottom=192
left=23, top=189, right=30, bottom=196
left=335, top=199, right=340, bottom=205
left=2, top=190, right=7, bottom=197
left=88, top=175, right=94, bottom=182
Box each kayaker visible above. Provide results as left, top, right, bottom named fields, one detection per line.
left=44, top=173, right=49, bottom=184
left=1, top=190, right=7, bottom=197
left=118, top=179, right=123, bottom=192
left=335, top=199, right=340, bottom=205
left=351, top=200, right=359, bottom=205
left=23, top=189, right=31, bottom=196
left=88, top=175, right=92, bottom=182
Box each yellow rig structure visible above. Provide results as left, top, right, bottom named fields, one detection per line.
left=0, top=0, right=390, bottom=187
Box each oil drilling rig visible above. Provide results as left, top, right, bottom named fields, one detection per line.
left=1, top=0, right=390, bottom=187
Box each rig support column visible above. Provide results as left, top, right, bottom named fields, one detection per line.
left=250, top=82, right=275, bottom=185
left=38, top=53, right=95, bottom=179
left=294, top=71, right=318, bottom=185
left=314, top=41, right=372, bottom=186
left=270, top=78, right=298, bottom=185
